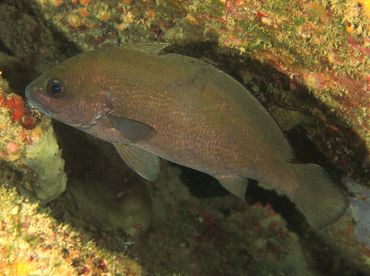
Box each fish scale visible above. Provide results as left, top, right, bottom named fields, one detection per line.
left=25, top=43, right=348, bottom=230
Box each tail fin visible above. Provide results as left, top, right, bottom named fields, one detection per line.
left=289, top=164, right=348, bottom=230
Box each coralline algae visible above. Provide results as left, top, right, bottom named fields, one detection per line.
left=0, top=75, right=67, bottom=203
left=23, top=127, right=67, bottom=203
left=0, top=186, right=143, bottom=275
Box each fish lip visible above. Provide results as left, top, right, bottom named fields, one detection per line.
left=26, top=97, right=54, bottom=117
left=25, top=85, right=54, bottom=117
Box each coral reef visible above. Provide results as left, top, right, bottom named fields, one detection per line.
left=0, top=75, right=67, bottom=203
left=13, top=0, right=369, bottom=183
left=48, top=145, right=370, bottom=275
left=346, top=178, right=370, bottom=246
left=138, top=168, right=311, bottom=276
left=23, top=127, right=67, bottom=203
left=69, top=175, right=153, bottom=237
left=315, top=206, right=370, bottom=274
left=132, top=167, right=370, bottom=275
left=0, top=185, right=143, bottom=275
left=1, top=0, right=370, bottom=274
left=0, top=2, right=75, bottom=80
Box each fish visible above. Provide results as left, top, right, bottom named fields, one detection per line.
left=25, top=43, right=348, bottom=230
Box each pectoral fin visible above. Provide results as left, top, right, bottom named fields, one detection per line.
left=216, top=175, right=248, bottom=203
left=114, top=144, right=160, bottom=181
left=108, top=114, right=156, bottom=143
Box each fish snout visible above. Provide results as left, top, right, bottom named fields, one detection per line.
left=24, top=84, right=55, bottom=117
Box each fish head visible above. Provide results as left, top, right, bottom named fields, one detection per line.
left=25, top=53, right=113, bottom=129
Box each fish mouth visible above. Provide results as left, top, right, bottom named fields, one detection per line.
left=26, top=98, right=54, bottom=117
left=25, top=86, right=54, bottom=117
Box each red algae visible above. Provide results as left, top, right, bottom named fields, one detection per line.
left=5, top=95, right=24, bottom=123
left=0, top=75, right=67, bottom=203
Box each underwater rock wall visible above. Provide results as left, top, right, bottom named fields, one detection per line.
left=0, top=186, right=143, bottom=275
left=0, top=75, right=146, bottom=274
left=1, top=0, right=370, bottom=275
left=14, top=0, right=370, bottom=183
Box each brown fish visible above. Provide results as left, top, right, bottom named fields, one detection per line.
left=25, top=43, right=348, bottom=229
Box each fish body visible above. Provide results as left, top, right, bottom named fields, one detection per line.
left=25, top=44, right=348, bottom=229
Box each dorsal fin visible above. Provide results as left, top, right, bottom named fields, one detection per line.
left=121, top=43, right=169, bottom=55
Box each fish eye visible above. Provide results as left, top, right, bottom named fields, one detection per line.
left=45, top=78, right=66, bottom=98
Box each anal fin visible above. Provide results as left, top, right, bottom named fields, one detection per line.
left=216, top=175, right=248, bottom=203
